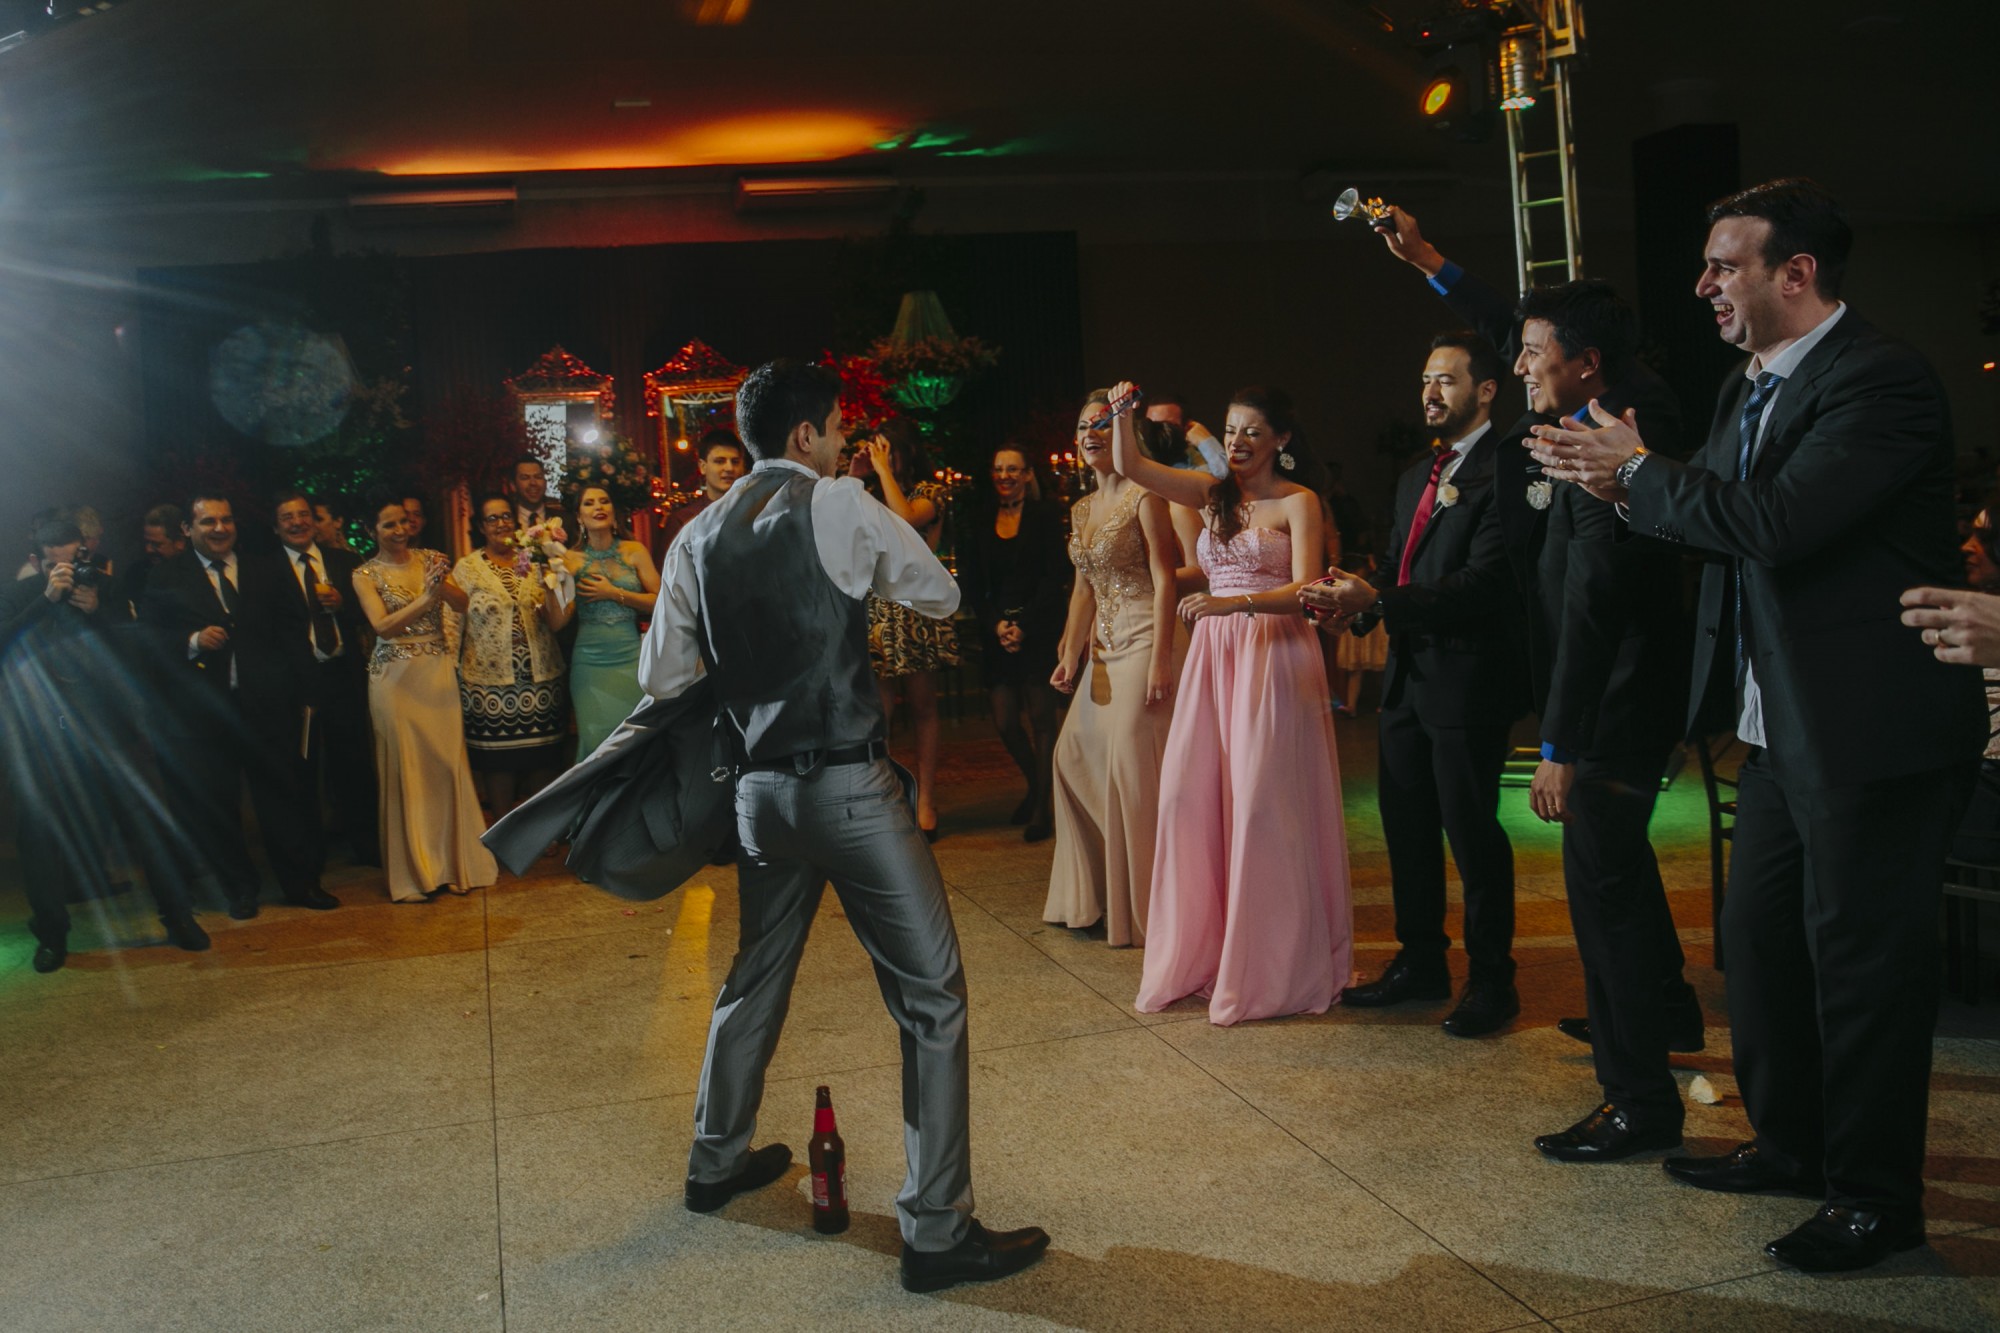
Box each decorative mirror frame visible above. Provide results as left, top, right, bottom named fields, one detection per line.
left=644, top=339, right=747, bottom=486
left=504, top=345, right=617, bottom=501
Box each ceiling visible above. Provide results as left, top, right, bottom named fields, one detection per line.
left=0, top=0, right=1993, bottom=223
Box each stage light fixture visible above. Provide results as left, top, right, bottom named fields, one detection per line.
left=1498, top=27, right=1541, bottom=110
left=1411, top=6, right=1502, bottom=142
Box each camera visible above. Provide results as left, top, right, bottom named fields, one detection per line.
left=70, top=546, right=107, bottom=588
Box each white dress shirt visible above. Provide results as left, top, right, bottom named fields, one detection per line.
left=1736, top=302, right=1847, bottom=749
left=285, top=542, right=342, bottom=661
left=192, top=548, right=241, bottom=687
left=638, top=458, right=961, bottom=703
left=1436, top=418, right=1491, bottom=492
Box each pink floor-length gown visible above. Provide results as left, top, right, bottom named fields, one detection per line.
left=1134, top=526, right=1352, bottom=1025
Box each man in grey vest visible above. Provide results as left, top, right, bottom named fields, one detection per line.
left=638, top=360, right=1049, bottom=1292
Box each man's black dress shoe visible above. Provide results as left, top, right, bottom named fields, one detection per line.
left=163, top=917, right=212, bottom=953
left=1556, top=1005, right=1705, bottom=1053
left=684, top=1143, right=793, bottom=1213
left=900, top=1218, right=1051, bottom=1293
left=1010, top=794, right=1035, bottom=825
left=1341, top=958, right=1452, bottom=1009
left=32, top=943, right=65, bottom=973
left=1534, top=1103, right=1683, bottom=1162
left=1663, top=1142, right=1824, bottom=1195
left=1442, top=981, right=1519, bottom=1037
left=284, top=887, right=340, bottom=911
left=227, top=898, right=259, bottom=921
left=1764, top=1204, right=1924, bottom=1272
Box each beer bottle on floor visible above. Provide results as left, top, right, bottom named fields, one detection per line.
left=809, top=1085, right=849, bottom=1235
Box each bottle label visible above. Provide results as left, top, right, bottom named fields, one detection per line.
left=812, top=1171, right=829, bottom=1209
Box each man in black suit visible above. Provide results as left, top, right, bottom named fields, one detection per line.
left=140, top=494, right=337, bottom=918
left=1532, top=179, right=1984, bottom=1271
left=1309, top=331, right=1528, bottom=1037
left=274, top=491, right=379, bottom=868
left=1497, top=284, right=1703, bottom=1162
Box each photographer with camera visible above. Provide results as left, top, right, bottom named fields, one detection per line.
left=1, top=508, right=209, bottom=972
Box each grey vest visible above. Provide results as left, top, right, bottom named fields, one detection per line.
left=689, top=467, right=885, bottom=761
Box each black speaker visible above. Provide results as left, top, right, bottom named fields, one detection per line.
left=1632, top=124, right=1742, bottom=447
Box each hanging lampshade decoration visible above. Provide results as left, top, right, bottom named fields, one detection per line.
left=868, top=290, right=1000, bottom=411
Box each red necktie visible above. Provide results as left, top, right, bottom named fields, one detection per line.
left=1396, top=448, right=1452, bottom=587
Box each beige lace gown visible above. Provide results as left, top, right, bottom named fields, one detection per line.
left=361, top=552, right=499, bottom=902
left=1044, top=485, right=1182, bottom=945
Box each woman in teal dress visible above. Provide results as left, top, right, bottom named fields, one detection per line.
left=562, top=485, right=661, bottom=758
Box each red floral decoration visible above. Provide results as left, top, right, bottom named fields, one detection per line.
left=822, top=351, right=896, bottom=433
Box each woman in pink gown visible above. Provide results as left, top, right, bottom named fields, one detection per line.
left=1111, top=383, right=1353, bottom=1025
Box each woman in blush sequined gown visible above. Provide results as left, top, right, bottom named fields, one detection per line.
left=562, top=485, right=660, bottom=759
left=1045, top=389, right=1184, bottom=945
left=1112, top=383, right=1352, bottom=1025
left=350, top=492, right=498, bottom=904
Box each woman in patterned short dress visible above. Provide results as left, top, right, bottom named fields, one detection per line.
left=350, top=491, right=498, bottom=902
left=854, top=419, right=959, bottom=840
left=453, top=493, right=572, bottom=818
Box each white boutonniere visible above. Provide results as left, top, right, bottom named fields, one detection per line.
left=1526, top=480, right=1553, bottom=510
left=1435, top=482, right=1460, bottom=509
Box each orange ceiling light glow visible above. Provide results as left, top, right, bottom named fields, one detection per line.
left=682, top=0, right=751, bottom=23
left=375, top=112, right=894, bottom=177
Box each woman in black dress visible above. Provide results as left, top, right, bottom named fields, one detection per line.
left=964, top=443, right=1073, bottom=841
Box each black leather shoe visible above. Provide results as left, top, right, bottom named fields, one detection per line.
left=1010, top=794, right=1035, bottom=825
left=1341, top=958, right=1452, bottom=1009
left=1534, top=1103, right=1683, bottom=1162
left=1764, top=1205, right=1924, bottom=1272
left=227, top=898, right=259, bottom=921
left=32, top=943, right=65, bottom=973
left=1442, top=981, right=1519, bottom=1037
left=1556, top=1012, right=1706, bottom=1054
left=1663, top=1142, right=1824, bottom=1195
left=284, top=887, right=340, bottom=911
left=163, top=917, right=211, bottom=953
left=900, top=1218, right=1051, bottom=1293
left=685, top=1143, right=792, bottom=1213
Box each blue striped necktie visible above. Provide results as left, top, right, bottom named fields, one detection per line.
left=1733, top=371, right=1784, bottom=683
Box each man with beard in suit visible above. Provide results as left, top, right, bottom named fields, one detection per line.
left=1307, top=331, right=1528, bottom=1038
left=274, top=490, right=379, bottom=868
left=1370, top=208, right=1707, bottom=1068
left=1531, top=178, right=1983, bottom=1271
left=141, top=494, right=337, bottom=918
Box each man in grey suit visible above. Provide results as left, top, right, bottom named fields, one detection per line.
left=637, top=359, right=1047, bottom=1293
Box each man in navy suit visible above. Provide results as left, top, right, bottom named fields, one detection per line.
left=1533, top=179, right=1983, bottom=1271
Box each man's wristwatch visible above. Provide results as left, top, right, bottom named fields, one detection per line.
left=1614, top=446, right=1650, bottom=489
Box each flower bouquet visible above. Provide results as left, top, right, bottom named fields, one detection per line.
left=510, top=516, right=573, bottom=606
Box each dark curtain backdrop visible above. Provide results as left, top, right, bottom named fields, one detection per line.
left=138, top=230, right=1085, bottom=501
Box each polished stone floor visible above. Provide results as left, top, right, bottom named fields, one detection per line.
left=1, top=719, right=1996, bottom=1331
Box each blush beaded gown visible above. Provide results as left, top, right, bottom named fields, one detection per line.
left=1134, top=525, right=1353, bottom=1025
